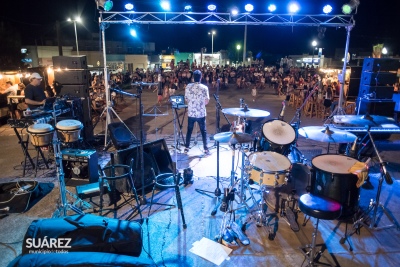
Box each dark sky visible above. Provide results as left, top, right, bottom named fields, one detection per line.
left=1, top=0, right=399, bottom=58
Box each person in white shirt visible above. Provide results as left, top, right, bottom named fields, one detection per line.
left=0, top=81, right=20, bottom=119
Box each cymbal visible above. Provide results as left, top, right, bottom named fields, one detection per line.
left=222, top=107, right=270, bottom=118
left=214, top=131, right=254, bottom=145
left=333, top=115, right=395, bottom=126
left=298, top=126, right=357, bottom=143
left=131, top=82, right=158, bottom=86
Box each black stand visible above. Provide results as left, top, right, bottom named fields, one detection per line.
left=13, top=128, right=36, bottom=176
left=172, top=106, right=187, bottom=150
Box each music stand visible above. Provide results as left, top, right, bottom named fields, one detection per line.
left=142, top=105, right=168, bottom=140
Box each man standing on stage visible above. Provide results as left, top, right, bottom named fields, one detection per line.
left=25, top=72, right=46, bottom=110
left=184, top=70, right=210, bottom=155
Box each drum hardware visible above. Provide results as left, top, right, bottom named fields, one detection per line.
left=279, top=191, right=300, bottom=232
left=27, top=124, right=54, bottom=176
left=142, top=105, right=169, bottom=141
left=261, top=119, right=296, bottom=156
left=222, top=107, right=271, bottom=118
left=333, top=114, right=395, bottom=126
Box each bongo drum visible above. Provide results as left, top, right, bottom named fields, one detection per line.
left=27, top=124, right=54, bottom=147
left=56, top=120, right=83, bottom=143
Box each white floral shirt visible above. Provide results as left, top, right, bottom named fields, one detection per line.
left=185, top=82, right=209, bottom=118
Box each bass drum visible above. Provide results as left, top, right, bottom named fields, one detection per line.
left=311, top=154, right=361, bottom=219
left=260, top=119, right=296, bottom=155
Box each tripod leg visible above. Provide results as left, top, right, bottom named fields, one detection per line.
left=174, top=173, right=187, bottom=229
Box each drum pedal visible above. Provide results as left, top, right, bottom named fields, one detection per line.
left=285, top=207, right=299, bottom=232
left=228, top=221, right=250, bottom=246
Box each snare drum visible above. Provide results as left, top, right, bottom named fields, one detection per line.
left=261, top=119, right=296, bottom=155
left=311, top=154, right=361, bottom=219
left=27, top=123, right=54, bottom=147
left=56, top=120, right=83, bottom=143
left=248, top=151, right=292, bottom=187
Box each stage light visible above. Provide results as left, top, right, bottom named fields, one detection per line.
left=125, top=3, right=134, bottom=11
left=323, top=5, right=332, bottom=14
left=288, top=2, right=300, bottom=13
left=244, top=4, right=254, bottom=12
left=104, top=0, right=113, bottom=11
left=268, top=4, right=277, bottom=12
left=161, top=1, right=171, bottom=11
left=208, top=4, right=217, bottom=12
left=342, top=4, right=352, bottom=14
left=130, top=28, right=137, bottom=37
left=382, top=47, right=388, bottom=55
left=184, top=5, right=192, bottom=12
left=231, top=8, right=239, bottom=16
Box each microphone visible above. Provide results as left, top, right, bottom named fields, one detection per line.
left=278, top=101, right=286, bottom=120
left=382, top=164, right=393, bottom=185
left=349, top=137, right=358, bottom=157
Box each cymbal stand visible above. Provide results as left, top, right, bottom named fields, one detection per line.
left=142, top=105, right=168, bottom=140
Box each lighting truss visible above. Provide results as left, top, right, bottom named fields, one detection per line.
left=99, top=11, right=354, bottom=28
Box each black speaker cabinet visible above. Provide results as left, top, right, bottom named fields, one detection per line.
left=360, top=71, right=398, bottom=86
left=80, top=98, right=94, bottom=142
left=362, top=58, right=400, bottom=72
left=348, top=78, right=360, bottom=97
left=356, top=98, right=395, bottom=117
left=54, top=70, right=91, bottom=85
left=350, top=66, right=362, bottom=79
left=117, top=139, right=174, bottom=191
left=62, top=149, right=99, bottom=183
left=60, top=84, right=89, bottom=98
left=108, top=122, right=137, bottom=150
left=52, top=55, right=88, bottom=69
left=358, top=85, right=394, bottom=99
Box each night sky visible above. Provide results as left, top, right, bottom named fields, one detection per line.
left=1, top=0, right=399, bottom=58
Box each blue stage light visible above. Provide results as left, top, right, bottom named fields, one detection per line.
left=244, top=4, right=254, bottom=12
left=125, top=3, right=134, bottom=11
left=184, top=5, right=192, bottom=12
left=208, top=4, right=217, bottom=12
left=323, top=5, right=333, bottom=14
left=288, top=2, right=300, bottom=13
left=231, top=8, right=239, bottom=16
left=161, top=1, right=171, bottom=11
left=268, top=4, right=277, bottom=12
left=130, top=28, right=137, bottom=37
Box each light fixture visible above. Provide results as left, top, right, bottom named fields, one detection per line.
left=67, top=17, right=82, bottom=56
left=342, top=4, right=352, bottom=14
left=322, top=5, right=332, bottom=14
left=130, top=28, right=137, bottom=37
left=207, top=4, right=217, bottom=12
left=288, top=2, right=300, bottom=13
left=231, top=8, right=239, bottom=16
left=268, top=4, right=277, bottom=12
left=125, top=3, right=134, bottom=11
left=102, top=0, right=113, bottom=11
left=244, top=4, right=254, bottom=12
left=184, top=5, right=192, bottom=12
left=382, top=47, right=388, bottom=55
left=160, top=1, right=171, bottom=11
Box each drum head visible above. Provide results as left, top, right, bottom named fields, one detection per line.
left=27, top=123, right=54, bottom=133
left=262, top=119, right=295, bottom=145
left=249, top=151, right=291, bottom=173
left=312, top=154, right=360, bottom=174
left=56, top=120, right=82, bottom=131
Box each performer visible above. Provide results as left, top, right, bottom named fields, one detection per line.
left=184, top=70, right=210, bottom=155
left=24, top=73, right=46, bottom=110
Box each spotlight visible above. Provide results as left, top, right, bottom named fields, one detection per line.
left=288, top=2, right=300, bottom=13
left=322, top=5, right=332, bottom=14
left=244, top=4, right=254, bottom=12
left=125, top=3, right=134, bottom=11
left=207, top=4, right=217, bottom=12
left=268, top=4, right=277, bottom=12
left=342, top=4, right=352, bottom=14
left=96, top=0, right=113, bottom=11
left=130, top=28, right=137, bottom=37
left=184, top=5, right=192, bottom=12
left=231, top=8, right=239, bottom=16
left=161, top=1, right=171, bottom=11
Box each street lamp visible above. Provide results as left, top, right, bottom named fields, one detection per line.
left=67, top=17, right=81, bottom=55
left=311, top=40, right=317, bottom=66
left=208, top=31, right=216, bottom=55
left=236, top=44, right=241, bottom=64
left=382, top=47, right=388, bottom=57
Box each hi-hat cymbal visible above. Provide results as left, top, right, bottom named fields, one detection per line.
left=298, top=126, right=357, bottom=143
left=333, top=115, right=395, bottom=126
left=131, top=82, right=158, bottom=86
left=214, top=131, right=254, bottom=145
left=222, top=107, right=270, bottom=118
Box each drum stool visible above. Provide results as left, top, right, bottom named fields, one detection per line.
left=299, top=193, right=342, bottom=267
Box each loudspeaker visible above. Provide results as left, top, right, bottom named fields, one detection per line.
left=356, top=98, right=395, bottom=117
left=362, top=58, right=400, bottom=72
left=54, top=70, right=91, bottom=85
left=80, top=98, right=94, bottom=142
left=62, top=149, right=99, bottom=183
left=60, top=84, right=89, bottom=98
left=117, top=139, right=174, bottom=191
left=358, top=85, right=394, bottom=99
left=350, top=66, right=363, bottom=79
left=52, top=55, right=88, bottom=69
left=108, top=122, right=137, bottom=150
left=360, top=71, right=398, bottom=86
left=348, top=78, right=360, bottom=97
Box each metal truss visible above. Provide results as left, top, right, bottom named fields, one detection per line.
left=100, top=11, right=354, bottom=28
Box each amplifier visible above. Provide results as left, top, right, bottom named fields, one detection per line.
left=360, top=71, right=398, bottom=86
left=356, top=98, right=395, bottom=117
left=53, top=55, right=88, bottom=69
left=60, top=85, right=89, bottom=98
left=362, top=58, right=400, bottom=72
left=54, top=70, right=91, bottom=85
left=358, top=84, right=394, bottom=99
left=62, top=149, right=99, bottom=183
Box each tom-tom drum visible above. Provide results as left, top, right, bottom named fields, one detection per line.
left=261, top=119, right=296, bottom=155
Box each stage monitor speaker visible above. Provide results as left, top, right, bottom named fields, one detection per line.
left=362, top=58, right=400, bottom=72
left=358, top=85, right=394, bottom=99
left=108, top=122, right=137, bottom=150
left=60, top=84, right=89, bottom=98
left=356, top=99, right=395, bottom=117
left=80, top=98, right=94, bottom=142
left=348, top=78, right=360, bottom=97
left=54, top=70, right=91, bottom=85
left=360, top=71, right=398, bottom=86
left=117, top=139, right=174, bottom=191
left=62, top=149, right=99, bottom=183
left=350, top=66, right=363, bottom=79
left=52, top=55, right=88, bottom=69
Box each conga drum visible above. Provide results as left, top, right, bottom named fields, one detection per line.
left=27, top=124, right=54, bottom=147
left=56, top=120, right=83, bottom=143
